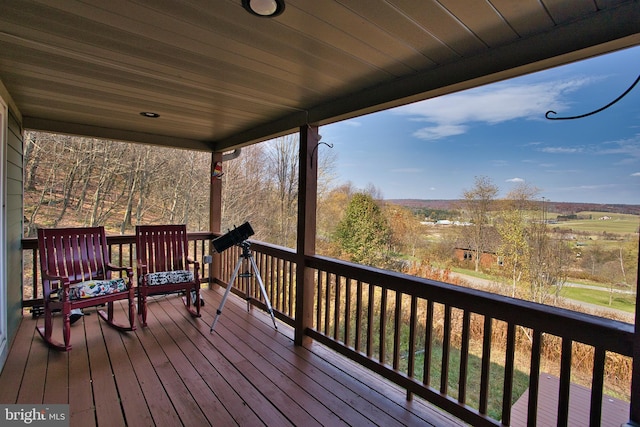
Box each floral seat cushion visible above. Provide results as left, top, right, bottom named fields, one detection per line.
left=68, top=278, right=128, bottom=300
left=143, top=270, right=194, bottom=286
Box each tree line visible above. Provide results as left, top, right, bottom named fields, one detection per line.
left=24, top=131, right=211, bottom=235
left=24, top=131, right=637, bottom=308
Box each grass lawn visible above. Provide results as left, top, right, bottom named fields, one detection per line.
left=407, top=341, right=529, bottom=421
left=551, top=211, right=639, bottom=235
left=560, top=286, right=636, bottom=313
left=450, top=267, right=495, bottom=281
left=452, top=267, right=636, bottom=313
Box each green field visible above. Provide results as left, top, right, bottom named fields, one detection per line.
left=550, top=211, right=640, bottom=235
left=560, top=286, right=636, bottom=313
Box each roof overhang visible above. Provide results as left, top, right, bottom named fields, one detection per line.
left=1, top=0, right=638, bottom=151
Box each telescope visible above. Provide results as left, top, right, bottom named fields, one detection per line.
left=212, top=222, right=254, bottom=253
left=209, top=220, right=277, bottom=333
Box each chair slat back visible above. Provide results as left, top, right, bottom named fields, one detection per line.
left=136, top=225, right=189, bottom=273
left=38, top=227, right=110, bottom=286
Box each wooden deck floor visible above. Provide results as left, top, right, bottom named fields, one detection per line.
left=0, top=287, right=465, bottom=426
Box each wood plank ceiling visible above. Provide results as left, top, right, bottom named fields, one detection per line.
left=0, top=0, right=639, bottom=152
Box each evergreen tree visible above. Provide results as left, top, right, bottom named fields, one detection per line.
left=334, top=193, right=390, bottom=265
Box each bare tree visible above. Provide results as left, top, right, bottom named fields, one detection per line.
left=496, top=182, right=540, bottom=297
left=23, top=131, right=42, bottom=191
left=88, top=141, right=128, bottom=226
left=54, top=135, right=88, bottom=227
left=461, top=176, right=499, bottom=272
left=221, top=144, right=269, bottom=238
left=265, top=135, right=299, bottom=246
left=527, top=221, right=572, bottom=304
left=121, top=145, right=153, bottom=233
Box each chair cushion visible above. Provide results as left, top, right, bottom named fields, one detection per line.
left=68, top=278, right=128, bottom=300
left=143, top=270, right=194, bottom=286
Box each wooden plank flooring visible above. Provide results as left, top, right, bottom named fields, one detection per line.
left=510, top=373, right=630, bottom=427
left=0, top=287, right=466, bottom=426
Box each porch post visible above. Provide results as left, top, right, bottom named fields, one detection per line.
left=628, top=234, right=640, bottom=425
left=209, top=151, right=223, bottom=286
left=294, top=125, right=319, bottom=346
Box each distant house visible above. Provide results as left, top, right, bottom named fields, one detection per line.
left=453, top=228, right=502, bottom=268
left=599, top=215, right=612, bottom=220
left=454, top=247, right=502, bottom=268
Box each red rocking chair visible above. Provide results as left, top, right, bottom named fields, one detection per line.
left=135, top=224, right=201, bottom=327
left=37, top=226, right=136, bottom=351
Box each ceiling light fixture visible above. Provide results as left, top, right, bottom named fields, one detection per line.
left=140, top=112, right=160, bottom=118
left=242, top=0, right=285, bottom=17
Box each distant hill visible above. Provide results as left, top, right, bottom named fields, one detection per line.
left=386, top=199, right=640, bottom=216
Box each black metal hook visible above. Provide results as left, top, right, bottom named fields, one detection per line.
left=310, top=141, right=333, bottom=168
left=545, top=73, right=639, bottom=120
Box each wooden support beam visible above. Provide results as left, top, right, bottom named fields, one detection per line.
left=209, top=151, right=223, bottom=286
left=628, top=234, right=640, bottom=424
left=294, top=125, right=319, bottom=346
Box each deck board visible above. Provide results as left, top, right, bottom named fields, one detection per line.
left=102, top=321, right=154, bottom=427
left=68, top=321, right=96, bottom=425
left=86, top=312, right=126, bottom=427
left=510, top=373, right=630, bottom=427
left=16, top=327, right=47, bottom=404
left=0, top=318, right=33, bottom=403
left=0, top=287, right=465, bottom=426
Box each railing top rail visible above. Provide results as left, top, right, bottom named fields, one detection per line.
left=22, top=231, right=215, bottom=248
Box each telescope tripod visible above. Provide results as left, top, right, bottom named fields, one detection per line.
left=210, top=241, right=278, bottom=333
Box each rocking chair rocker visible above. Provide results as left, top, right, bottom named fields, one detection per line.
left=36, top=226, right=136, bottom=351
left=135, top=224, right=201, bottom=327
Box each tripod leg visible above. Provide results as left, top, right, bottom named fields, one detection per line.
left=210, top=257, right=242, bottom=333
left=249, top=256, right=278, bottom=330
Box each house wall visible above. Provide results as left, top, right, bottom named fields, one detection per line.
left=1, top=104, right=23, bottom=371
left=454, top=247, right=499, bottom=269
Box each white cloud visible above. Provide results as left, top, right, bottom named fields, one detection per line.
left=390, top=168, right=423, bottom=173
left=396, top=78, right=593, bottom=141
left=597, top=135, right=640, bottom=161
left=555, top=184, right=618, bottom=192
left=412, top=124, right=467, bottom=140
left=632, top=172, right=640, bottom=176
left=506, top=177, right=524, bottom=183
left=541, top=147, right=582, bottom=154
left=344, top=121, right=362, bottom=127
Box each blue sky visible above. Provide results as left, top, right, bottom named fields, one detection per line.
left=321, top=46, right=640, bottom=205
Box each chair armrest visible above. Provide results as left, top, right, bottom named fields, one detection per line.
left=41, top=271, right=69, bottom=286
left=106, top=263, right=134, bottom=279
left=186, top=257, right=200, bottom=272
left=186, top=257, right=200, bottom=281
left=41, top=270, right=70, bottom=299
left=42, top=270, right=69, bottom=282
left=136, top=260, right=148, bottom=275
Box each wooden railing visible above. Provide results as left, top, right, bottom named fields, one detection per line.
left=22, top=235, right=636, bottom=426
left=212, top=240, right=297, bottom=327
left=224, top=242, right=635, bottom=427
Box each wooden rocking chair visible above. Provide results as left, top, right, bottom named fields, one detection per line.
left=135, top=224, right=201, bottom=327
left=37, top=226, right=136, bottom=351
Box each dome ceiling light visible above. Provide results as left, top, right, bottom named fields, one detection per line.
left=242, top=0, right=285, bottom=17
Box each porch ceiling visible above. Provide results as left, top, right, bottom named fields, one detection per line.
left=1, top=0, right=639, bottom=152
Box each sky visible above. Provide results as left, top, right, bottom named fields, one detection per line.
left=320, top=45, right=640, bottom=205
